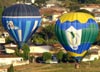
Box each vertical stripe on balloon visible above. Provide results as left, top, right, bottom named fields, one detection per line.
left=23, top=21, right=31, bottom=42
left=32, top=20, right=38, bottom=32
left=18, top=21, right=22, bottom=41
left=18, top=29, right=22, bottom=42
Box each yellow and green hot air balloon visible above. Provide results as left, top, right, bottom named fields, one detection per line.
left=55, top=12, right=99, bottom=63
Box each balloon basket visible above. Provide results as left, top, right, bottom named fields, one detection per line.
left=75, top=63, right=80, bottom=69
left=19, top=49, right=23, bottom=53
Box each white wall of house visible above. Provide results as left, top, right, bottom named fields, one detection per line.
left=5, top=43, right=17, bottom=48
left=80, top=7, right=95, bottom=12
left=31, top=0, right=35, bottom=3
left=52, top=14, right=60, bottom=21
left=90, top=54, right=99, bottom=60
left=90, top=45, right=99, bottom=50
left=80, top=6, right=100, bottom=23
left=6, top=49, right=15, bottom=53
left=5, top=45, right=52, bottom=54
left=82, top=54, right=99, bottom=62
left=0, top=38, right=5, bottom=44
left=95, top=16, right=100, bottom=22
left=82, top=45, right=100, bottom=62
left=30, top=45, right=52, bottom=53
left=46, top=4, right=55, bottom=8
left=82, top=58, right=90, bottom=62
left=0, top=57, right=23, bottom=66
left=98, top=50, right=100, bottom=57
left=42, top=17, right=49, bottom=22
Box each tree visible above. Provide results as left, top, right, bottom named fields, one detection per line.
left=42, top=52, right=52, bottom=62
left=0, top=7, right=3, bottom=29
left=29, top=55, right=34, bottom=63
left=14, top=48, right=23, bottom=57
left=56, top=51, right=64, bottom=63
left=41, top=24, right=58, bottom=45
left=31, top=24, right=59, bottom=45
left=78, top=0, right=86, bottom=3
left=68, top=4, right=80, bottom=11
left=7, top=64, right=14, bottom=72
left=95, top=0, right=100, bottom=4
left=57, top=0, right=65, bottom=1
left=34, top=0, right=49, bottom=8
left=0, top=0, right=16, bottom=7
left=22, top=43, right=30, bottom=60
left=31, top=33, right=45, bottom=45
left=85, top=0, right=96, bottom=4
left=62, top=53, right=69, bottom=63
left=5, top=36, right=14, bottom=43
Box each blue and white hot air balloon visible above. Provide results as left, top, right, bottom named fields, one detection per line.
left=2, top=4, right=41, bottom=49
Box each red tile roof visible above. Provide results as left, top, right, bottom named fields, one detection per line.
left=40, top=7, right=66, bottom=15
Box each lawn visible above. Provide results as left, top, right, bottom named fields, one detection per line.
left=14, top=59, right=100, bottom=72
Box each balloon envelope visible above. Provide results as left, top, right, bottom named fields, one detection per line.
left=55, top=12, right=99, bottom=61
left=2, top=4, right=41, bottom=48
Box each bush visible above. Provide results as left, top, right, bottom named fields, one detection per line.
left=62, top=53, right=69, bottom=63
left=68, top=57, right=76, bottom=63
left=14, top=48, right=23, bottom=57
left=29, top=56, right=35, bottom=63
left=42, top=52, right=52, bottom=62
left=32, top=33, right=46, bottom=45
left=22, top=43, right=30, bottom=60
left=56, top=51, right=64, bottom=63
left=7, top=64, right=14, bottom=72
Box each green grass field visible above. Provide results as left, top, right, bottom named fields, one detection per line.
left=14, top=59, right=100, bottom=72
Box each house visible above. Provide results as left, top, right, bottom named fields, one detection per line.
left=80, top=4, right=100, bottom=22
left=30, top=45, right=52, bottom=53
left=0, top=55, right=29, bottom=70
left=82, top=54, right=99, bottom=62
left=0, top=38, right=5, bottom=44
left=80, top=4, right=100, bottom=12
left=82, top=45, right=100, bottom=62
left=29, top=45, right=53, bottom=57
left=16, top=0, right=35, bottom=5
left=46, top=0, right=61, bottom=8
left=89, top=48, right=100, bottom=57
left=0, top=57, right=23, bottom=66
left=0, top=55, right=29, bottom=72
left=40, top=6, right=67, bottom=24
left=5, top=44, right=53, bottom=57
left=5, top=43, right=17, bottom=48
left=5, top=47, right=15, bottom=54
left=89, top=45, right=100, bottom=50
left=2, top=31, right=9, bottom=37
left=4, top=43, right=17, bottom=53
left=94, top=12, right=100, bottom=22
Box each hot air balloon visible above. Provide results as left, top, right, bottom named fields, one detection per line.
left=2, top=4, right=41, bottom=49
left=55, top=12, right=99, bottom=67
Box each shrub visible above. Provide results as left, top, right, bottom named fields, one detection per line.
left=29, top=56, right=35, bottom=63
left=42, top=52, right=52, bottom=62
left=56, top=51, right=64, bottom=63
left=7, top=64, right=14, bottom=72
left=22, top=43, right=30, bottom=60
left=62, top=53, right=69, bottom=63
